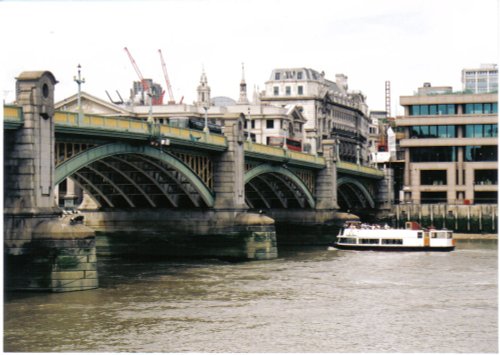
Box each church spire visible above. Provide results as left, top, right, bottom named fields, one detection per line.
left=197, top=66, right=211, bottom=107
left=238, top=62, right=249, bottom=104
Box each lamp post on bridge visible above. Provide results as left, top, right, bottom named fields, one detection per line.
left=73, top=64, right=85, bottom=126
left=203, top=106, right=209, bottom=136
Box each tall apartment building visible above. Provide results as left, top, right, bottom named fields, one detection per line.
left=260, top=68, right=371, bottom=163
left=396, top=83, right=498, bottom=205
left=462, top=63, right=498, bottom=94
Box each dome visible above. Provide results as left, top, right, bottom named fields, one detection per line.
left=211, top=96, right=237, bottom=107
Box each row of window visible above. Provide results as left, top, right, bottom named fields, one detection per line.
left=465, top=124, right=498, bottom=138
left=410, top=125, right=456, bottom=138
left=409, top=124, right=498, bottom=138
left=464, top=103, right=497, bottom=114
left=411, top=104, right=456, bottom=116
left=410, top=146, right=497, bottom=162
left=275, top=71, right=304, bottom=80
left=273, top=86, right=304, bottom=96
left=409, top=103, right=498, bottom=116
left=420, top=191, right=498, bottom=204
left=419, top=169, right=498, bottom=186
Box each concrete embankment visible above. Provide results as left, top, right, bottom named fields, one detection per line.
left=454, top=233, right=497, bottom=240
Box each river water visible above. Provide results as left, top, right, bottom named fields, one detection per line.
left=4, top=240, right=498, bottom=353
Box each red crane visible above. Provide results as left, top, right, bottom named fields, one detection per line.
left=158, top=49, right=175, bottom=104
left=124, top=47, right=164, bottom=105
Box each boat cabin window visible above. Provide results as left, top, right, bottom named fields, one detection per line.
left=360, top=238, right=379, bottom=245
left=381, top=239, right=403, bottom=245
left=431, top=232, right=437, bottom=238
left=338, top=237, right=357, bottom=244
left=417, top=232, right=423, bottom=239
left=432, top=231, right=451, bottom=239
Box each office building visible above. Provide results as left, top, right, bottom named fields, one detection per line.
left=396, top=83, right=498, bottom=205
left=462, top=63, right=498, bottom=94
left=260, top=68, right=371, bottom=162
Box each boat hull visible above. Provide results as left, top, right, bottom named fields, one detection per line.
left=332, top=244, right=455, bottom=252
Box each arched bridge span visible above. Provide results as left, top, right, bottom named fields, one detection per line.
left=337, top=176, right=376, bottom=211
left=55, top=142, right=214, bottom=208
left=244, top=164, right=316, bottom=209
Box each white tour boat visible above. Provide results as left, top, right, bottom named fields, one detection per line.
left=333, top=221, right=455, bottom=252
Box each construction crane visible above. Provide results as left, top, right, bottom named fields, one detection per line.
left=124, top=47, right=164, bottom=105
left=158, top=49, right=175, bottom=104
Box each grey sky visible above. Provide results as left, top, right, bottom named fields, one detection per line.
left=1, top=0, right=498, bottom=114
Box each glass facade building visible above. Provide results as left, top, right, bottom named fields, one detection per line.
left=397, top=84, right=498, bottom=205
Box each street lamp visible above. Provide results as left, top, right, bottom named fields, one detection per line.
left=247, top=107, right=252, bottom=142
left=283, top=120, right=288, bottom=150
left=73, top=64, right=85, bottom=126
left=203, top=106, right=209, bottom=134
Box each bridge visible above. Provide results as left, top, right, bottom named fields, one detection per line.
left=4, top=104, right=384, bottom=211
left=3, top=71, right=386, bottom=292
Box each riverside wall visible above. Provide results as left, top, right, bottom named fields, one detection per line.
left=393, top=203, right=497, bottom=234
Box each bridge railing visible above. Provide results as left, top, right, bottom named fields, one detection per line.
left=336, top=161, right=385, bottom=179
left=53, top=111, right=227, bottom=146
left=244, top=141, right=325, bottom=168
left=3, top=105, right=23, bottom=128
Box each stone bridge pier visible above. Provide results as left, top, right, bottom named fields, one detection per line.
left=4, top=71, right=98, bottom=292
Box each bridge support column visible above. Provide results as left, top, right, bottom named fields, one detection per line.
left=315, top=140, right=340, bottom=210
left=4, top=71, right=97, bottom=292
left=210, top=113, right=277, bottom=259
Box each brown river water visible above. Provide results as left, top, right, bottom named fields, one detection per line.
left=4, top=239, right=497, bottom=352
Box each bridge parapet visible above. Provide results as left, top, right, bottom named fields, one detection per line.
left=336, top=161, right=385, bottom=179
left=244, top=141, right=325, bottom=168
left=53, top=110, right=227, bottom=149
left=3, top=105, right=23, bottom=129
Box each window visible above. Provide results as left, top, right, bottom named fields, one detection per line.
left=474, top=191, right=498, bottom=204
left=275, top=72, right=281, bottom=80
left=410, top=125, right=456, bottom=138
left=251, top=120, right=255, bottom=129
left=338, top=237, right=356, bottom=244
left=420, top=170, right=447, bottom=185
left=285, top=86, right=291, bottom=96
left=410, top=104, right=456, bottom=116
left=421, top=192, right=447, bottom=203
left=464, top=124, right=498, bottom=138
left=266, top=120, right=274, bottom=129
left=297, top=71, right=303, bottom=80
left=381, top=239, right=403, bottom=245
left=465, top=146, right=498, bottom=162
left=474, top=169, right=497, bottom=185
left=360, top=239, right=379, bottom=245
left=465, top=103, right=498, bottom=114
left=273, top=86, right=279, bottom=96
left=410, top=147, right=456, bottom=162
left=298, top=86, right=303, bottom=95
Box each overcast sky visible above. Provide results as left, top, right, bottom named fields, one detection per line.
left=0, top=0, right=498, bottom=115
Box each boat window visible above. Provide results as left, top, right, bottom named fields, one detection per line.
left=431, top=232, right=437, bottom=238
left=338, top=237, right=357, bottom=244
left=447, top=232, right=453, bottom=239
left=360, top=239, right=379, bottom=245
left=381, top=239, right=403, bottom=245
left=417, top=232, right=423, bottom=239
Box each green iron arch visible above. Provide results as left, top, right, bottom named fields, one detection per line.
left=337, top=176, right=375, bottom=209
left=244, top=163, right=316, bottom=208
left=55, top=142, right=215, bottom=207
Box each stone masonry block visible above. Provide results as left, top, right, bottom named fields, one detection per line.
left=51, top=271, right=85, bottom=280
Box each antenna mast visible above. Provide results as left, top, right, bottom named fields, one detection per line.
left=385, top=80, right=391, bottom=117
